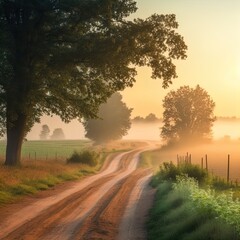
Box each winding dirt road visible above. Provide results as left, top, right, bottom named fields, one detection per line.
left=0, top=143, right=157, bottom=240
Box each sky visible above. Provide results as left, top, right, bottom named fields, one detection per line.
left=121, top=0, right=240, bottom=118
left=28, top=0, right=240, bottom=139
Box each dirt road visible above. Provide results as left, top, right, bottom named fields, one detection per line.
left=0, top=144, right=157, bottom=240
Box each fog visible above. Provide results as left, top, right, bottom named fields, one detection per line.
left=27, top=118, right=240, bottom=141
left=26, top=118, right=240, bottom=181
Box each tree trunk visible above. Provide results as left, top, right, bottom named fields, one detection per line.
left=4, top=112, right=27, bottom=166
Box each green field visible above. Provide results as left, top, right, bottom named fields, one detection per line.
left=0, top=140, right=92, bottom=161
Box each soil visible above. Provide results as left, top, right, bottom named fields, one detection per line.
left=0, top=143, right=157, bottom=240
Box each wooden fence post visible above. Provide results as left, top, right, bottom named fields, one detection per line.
left=227, top=154, right=230, bottom=183
left=201, top=157, right=203, bottom=169
left=205, top=154, right=208, bottom=171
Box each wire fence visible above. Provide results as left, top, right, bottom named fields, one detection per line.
left=0, top=140, right=91, bottom=162
left=176, top=152, right=240, bottom=184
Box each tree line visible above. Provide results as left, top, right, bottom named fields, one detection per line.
left=50, top=85, right=215, bottom=146
left=39, top=125, right=65, bottom=140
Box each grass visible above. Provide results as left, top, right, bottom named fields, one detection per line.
left=0, top=140, right=91, bottom=161
left=0, top=160, right=98, bottom=205
left=139, top=149, right=165, bottom=170
left=0, top=140, right=144, bottom=206
left=148, top=156, right=240, bottom=239
left=148, top=181, right=240, bottom=240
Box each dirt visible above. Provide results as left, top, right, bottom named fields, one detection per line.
left=0, top=143, right=157, bottom=240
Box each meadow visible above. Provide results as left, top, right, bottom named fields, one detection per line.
left=0, top=140, right=91, bottom=162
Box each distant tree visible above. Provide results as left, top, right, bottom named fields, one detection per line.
left=132, top=116, right=145, bottom=122
left=51, top=128, right=65, bottom=140
left=84, top=93, right=132, bottom=144
left=145, top=113, right=159, bottom=122
left=161, top=85, right=216, bottom=144
left=39, top=124, right=50, bottom=140
left=0, top=0, right=187, bottom=165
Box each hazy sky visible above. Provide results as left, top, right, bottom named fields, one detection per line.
left=121, top=0, right=240, bottom=118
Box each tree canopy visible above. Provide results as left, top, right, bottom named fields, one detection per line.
left=161, top=85, right=216, bottom=144
left=0, top=0, right=187, bottom=165
left=84, top=93, right=132, bottom=144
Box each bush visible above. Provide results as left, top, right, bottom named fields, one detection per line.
left=67, top=150, right=98, bottom=166
left=153, top=161, right=208, bottom=184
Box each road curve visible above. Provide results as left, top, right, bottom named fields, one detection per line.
left=0, top=143, right=157, bottom=240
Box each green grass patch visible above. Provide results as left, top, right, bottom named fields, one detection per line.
left=0, top=140, right=91, bottom=161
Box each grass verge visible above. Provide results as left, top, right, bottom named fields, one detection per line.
left=0, top=160, right=98, bottom=205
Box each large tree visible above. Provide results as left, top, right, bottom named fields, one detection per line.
left=161, top=85, right=216, bottom=144
left=84, top=93, right=131, bottom=144
left=0, top=0, right=187, bottom=165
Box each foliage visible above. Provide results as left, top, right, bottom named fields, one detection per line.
left=67, top=150, right=99, bottom=166
left=84, top=93, right=132, bottom=144
left=173, top=175, right=240, bottom=234
left=161, top=85, right=216, bottom=144
left=153, top=161, right=208, bottom=185
left=50, top=128, right=65, bottom=140
left=0, top=0, right=187, bottom=165
left=39, top=124, right=50, bottom=140
left=148, top=181, right=239, bottom=240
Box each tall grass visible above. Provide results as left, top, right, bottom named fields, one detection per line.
left=0, top=160, right=97, bottom=205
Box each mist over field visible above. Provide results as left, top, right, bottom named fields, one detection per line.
left=27, top=118, right=240, bottom=141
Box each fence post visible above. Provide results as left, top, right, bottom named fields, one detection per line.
left=189, top=154, right=192, bottom=164
left=201, top=157, right=203, bottom=169
left=205, top=154, right=208, bottom=171
left=227, top=154, right=230, bottom=183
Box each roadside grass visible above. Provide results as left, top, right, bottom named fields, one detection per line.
left=0, top=160, right=97, bottom=205
left=139, top=149, right=165, bottom=170
left=148, top=181, right=240, bottom=240
left=0, top=140, right=144, bottom=206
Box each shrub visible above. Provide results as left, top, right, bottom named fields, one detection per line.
left=153, top=161, right=208, bottom=184
left=67, top=150, right=98, bottom=166
left=173, top=175, right=240, bottom=235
